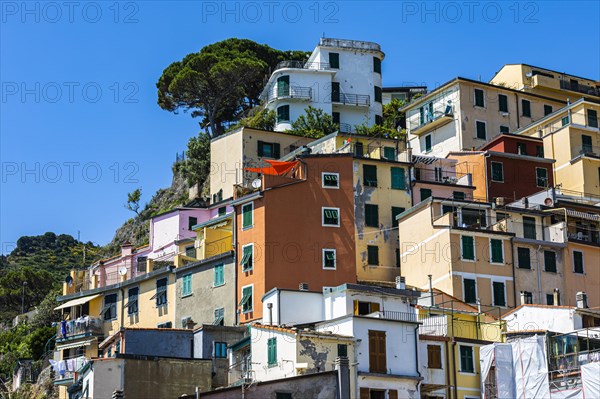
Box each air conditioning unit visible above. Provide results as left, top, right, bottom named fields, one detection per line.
left=495, top=197, right=505, bottom=206
left=299, top=283, right=309, bottom=291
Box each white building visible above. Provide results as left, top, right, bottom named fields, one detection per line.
left=260, top=38, right=384, bottom=133
left=502, top=304, right=600, bottom=334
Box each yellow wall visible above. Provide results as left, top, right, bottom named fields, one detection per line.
left=564, top=242, right=600, bottom=308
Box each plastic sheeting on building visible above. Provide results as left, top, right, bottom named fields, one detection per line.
left=582, top=362, right=600, bottom=399
left=481, top=335, right=550, bottom=399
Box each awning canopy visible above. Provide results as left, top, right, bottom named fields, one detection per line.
left=54, top=294, right=101, bottom=311
left=55, top=338, right=96, bottom=351
left=566, top=209, right=600, bottom=222
left=245, top=160, right=299, bottom=176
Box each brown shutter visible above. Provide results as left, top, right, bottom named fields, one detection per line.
left=371, top=302, right=380, bottom=313
left=369, top=330, right=387, bottom=373
left=354, top=300, right=359, bottom=315
left=369, top=331, right=377, bottom=372
left=379, top=331, right=387, bottom=372
left=359, top=388, right=370, bottom=399
left=388, top=390, right=398, bottom=399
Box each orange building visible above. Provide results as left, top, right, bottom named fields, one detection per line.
left=233, top=155, right=358, bottom=323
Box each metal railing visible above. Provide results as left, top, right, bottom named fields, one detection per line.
left=559, top=80, right=600, bottom=96
left=414, top=167, right=471, bottom=186
left=266, top=86, right=312, bottom=102
left=372, top=310, right=419, bottom=323
left=51, top=356, right=88, bottom=382
left=409, top=102, right=454, bottom=131
left=275, top=60, right=331, bottom=71
left=56, top=317, right=103, bottom=341
left=338, top=122, right=353, bottom=133
left=332, top=92, right=370, bottom=106
left=579, top=145, right=600, bottom=159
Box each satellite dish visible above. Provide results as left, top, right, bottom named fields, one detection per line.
left=65, top=276, right=73, bottom=287
left=544, top=198, right=554, bottom=206
left=118, top=267, right=127, bottom=276
left=251, top=179, right=262, bottom=189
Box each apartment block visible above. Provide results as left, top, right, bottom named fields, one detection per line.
left=411, top=155, right=475, bottom=203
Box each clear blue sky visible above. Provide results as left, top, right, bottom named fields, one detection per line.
left=1, top=1, right=599, bottom=253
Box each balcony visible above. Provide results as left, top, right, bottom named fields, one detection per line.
left=266, top=86, right=312, bottom=103
left=414, top=167, right=473, bottom=187
left=338, top=122, right=353, bottom=134
left=409, top=103, right=454, bottom=135
left=275, top=60, right=331, bottom=71
left=418, top=315, right=448, bottom=336
left=332, top=93, right=370, bottom=107
left=577, top=145, right=600, bottom=160
left=52, top=356, right=88, bottom=385
left=370, top=310, right=419, bottom=323
left=560, top=80, right=600, bottom=97
left=56, top=317, right=103, bottom=343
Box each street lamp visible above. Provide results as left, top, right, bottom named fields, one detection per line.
left=21, top=281, right=28, bottom=315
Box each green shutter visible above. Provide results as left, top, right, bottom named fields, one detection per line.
left=242, top=203, right=253, bottom=228
left=329, top=53, right=339, bottom=68
left=375, top=86, right=382, bottom=103
left=544, top=251, right=557, bottom=273
left=493, top=282, right=506, bottom=306
left=391, top=207, right=405, bottom=227
left=383, top=147, right=396, bottom=160
left=331, top=82, right=340, bottom=102
left=464, top=279, right=476, bottom=304
left=391, top=167, right=405, bottom=190
left=574, top=251, right=584, bottom=273
left=462, top=236, right=474, bottom=260
left=277, top=75, right=290, bottom=97
left=518, top=247, right=531, bottom=269
left=425, top=135, right=432, bottom=152
left=491, top=239, right=503, bottom=263
left=365, top=204, right=379, bottom=227
left=268, top=338, right=277, bottom=366
left=453, top=191, right=466, bottom=200
left=257, top=141, right=264, bottom=157
left=420, top=188, right=432, bottom=201
left=373, top=57, right=381, bottom=74
left=214, top=264, right=224, bottom=286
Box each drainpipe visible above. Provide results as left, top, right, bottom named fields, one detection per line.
left=119, top=287, right=125, bottom=330
left=428, top=275, right=434, bottom=307
left=414, top=325, right=422, bottom=393
left=452, top=341, right=458, bottom=399
left=515, top=94, right=520, bottom=129
left=484, top=153, right=491, bottom=202
left=510, top=237, right=517, bottom=307
left=536, top=245, right=543, bottom=305
left=267, top=303, right=273, bottom=326
left=445, top=340, right=452, bottom=399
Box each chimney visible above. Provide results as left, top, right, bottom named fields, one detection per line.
left=335, top=356, right=350, bottom=399
left=121, top=241, right=133, bottom=257
left=395, top=276, right=406, bottom=290
left=428, top=275, right=434, bottom=307
left=267, top=303, right=274, bottom=325
left=553, top=288, right=561, bottom=306
left=576, top=292, right=588, bottom=309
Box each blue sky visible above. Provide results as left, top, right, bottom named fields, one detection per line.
left=1, top=1, right=599, bottom=253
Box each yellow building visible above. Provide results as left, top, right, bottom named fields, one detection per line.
left=192, top=213, right=234, bottom=261
left=419, top=289, right=505, bottom=399
left=397, top=197, right=516, bottom=312
left=490, top=64, right=600, bottom=102
left=515, top=98, right=600, bottom=196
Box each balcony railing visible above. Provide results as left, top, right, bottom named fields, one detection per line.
left=275, top=60, right=331, bottom=71
left=559, top=80, right=600, bottom=97
left=371, top=310, right=419, bottom=323
left=409, top=102, right=454, bottom=133
left=332, top=92, right=370, bottom=107
left=338, top=122, right=353, bottom=133
left=266, top=86, right=312, bottom=102
left=52, top=356, right=89, bottom=384
left=56, top=317, right=103, bottom=341
left=578, top=145, right=600, bottom=159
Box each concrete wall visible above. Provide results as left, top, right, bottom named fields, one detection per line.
left=83, top=358, right=122, bottom=399
left=175, top=254, right=237, bottom=327
left=418, top=338, right=446, bottom=389
left=323, top=286, right=414, bottom=320
left=123, top=329, right=193, bottom=358
left=262, top=289, right=324, bottom=326
left=503, top=306, right=578, bottom=333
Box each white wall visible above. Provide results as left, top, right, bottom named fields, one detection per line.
left=250, top=328, right=298, bottom=381
left=418, top=338, right=446, bottom=389
left=324, top=287, right=414, bottom=320
left=84, top=358, right=122, bottom=399
left=263, top=290, right=324, bottom=326
left=503, top=306, right=579, bottom=333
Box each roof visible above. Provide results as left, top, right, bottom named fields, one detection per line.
left=328, top=282, right=421, bottom=299
left=210, top=126, right=318, bottom=143
left=501, top=304, right=577, bottom=318
left=493, top=63, right=600, bottom=83
left=252, top=323, right=355, bottom=340
left=191, top=213, right=233, bottom=230
left=383, top=86, right=427, bottom=92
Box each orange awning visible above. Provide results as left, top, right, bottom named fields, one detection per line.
left=245, top=160, right=299, bottom=176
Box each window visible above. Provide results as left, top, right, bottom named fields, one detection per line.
left=474, top=89, right=485, bottom=107
left=182, top=273, right=192, bottom=297
left=185, top=246, right=195, bottom=258
left=354, top=142, right=364, bottom=157
left=461, top=236, right=475, bottom=261
left=453, top=191, right=466, bottom=200
left=544, top=105, right=553, bottom=116
left=268, top=338, right=277, bottom=366
left=276, top=105, right=289, bottom=123
left=103, top=293, right=117, bottom=321
left=375, top=115, right=383, bottom=126
left=496, top=212, right=508, bottom=222
left=536, top=168, right=548, bottom=187
left=464, top=278, right=477, bottom=304
left=493, top=281, right=506, bottom=307
left=367, top=245, right=379, bottom=265
left=391, top=167, right=405, bottom=189
left=368, top=330, right=387, bottom=373
left=383, top=147, right=396, bottom=160
left=547, top=294, right=554, bottom=305
left=391, top=206, right=405, bottom=227
left=155, top=278, right=168, bottom=306
left=115, top=341, right=121, bottom=354
left=461, top=208, right=487, bottom=227
left=240, top=244, right=253, bottom=271
left=492, top=162, right=504, bottom=183
left=157, top=321, right=172, bottom=329
left=523, top=291, right=533, bottom=304
left=126, top=287, right=138, bottom=315
left=490, top=239, right=504, bottom=263
left=374, top=86, right=382, bottom=103
left=427, top=345, right=442, bottom=369
left=523, top=217, right=537, bottom=239
left=242, top=202, right=254, bottom=229
left=582, top=135, right=593, bottom=153
left=476, top=121, right=487, bottom=140
left=354, top=300, right=380, bottom=315
left=275, top=393, right=292, bottom=399
left=329, top=52, right=339, bottom=69
left=522, top=99, right=531, bottom=117
left=363, top=165, right=377, bottom=187
left=257, top=141, right=281, bottom=158
left=588, top=109, right=599, bottom=128
left=338, top=344, right=348, bottom=357
left=459, top=345, right=474, bottom=373
left=500, top=125, right=509, bottom=134
left=498, top=94, right=508, bottom=112
left=573, top=251, right=584, bottom=274
left=365, top=204, right=379, bottom=227
left=188, top=217, right=197, bottom=231
left=536, top=145, right=545, bottom=158
left=218, top=206, right=226, bottom=216
left=323, top=249, right=336, bottom=269
left=214, top=342, right=227, bottom=358
left=277, top=75, right=289, bottom=97
left=517, top=247, right=531, bottom=269
left=562, top=116, right=570, bottom=126
left=332, top=111, right=340, bottom=125
left=322, top=207, right=340, bottom=226
left=331, top=82, right=340, bottom=102
left=517, top=142, right=527, bottom=155
left=544, top=250, right=557, bottom=273
left=420, top=188, right=432, bottom=201
left=214, top=264, right=225, bottom=286
left=240, top=285, right=253, bottom=313
left=373, top=57, right=381, bottom=74
left=214, top=308, right=224, bottom=326
left=322, top=172, right=339, bottom=188
left=434, top=167, right=443, bottom=182
left=136, top=256, right=147, bottom=273
left=425, top=135, right=432, bottom=152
